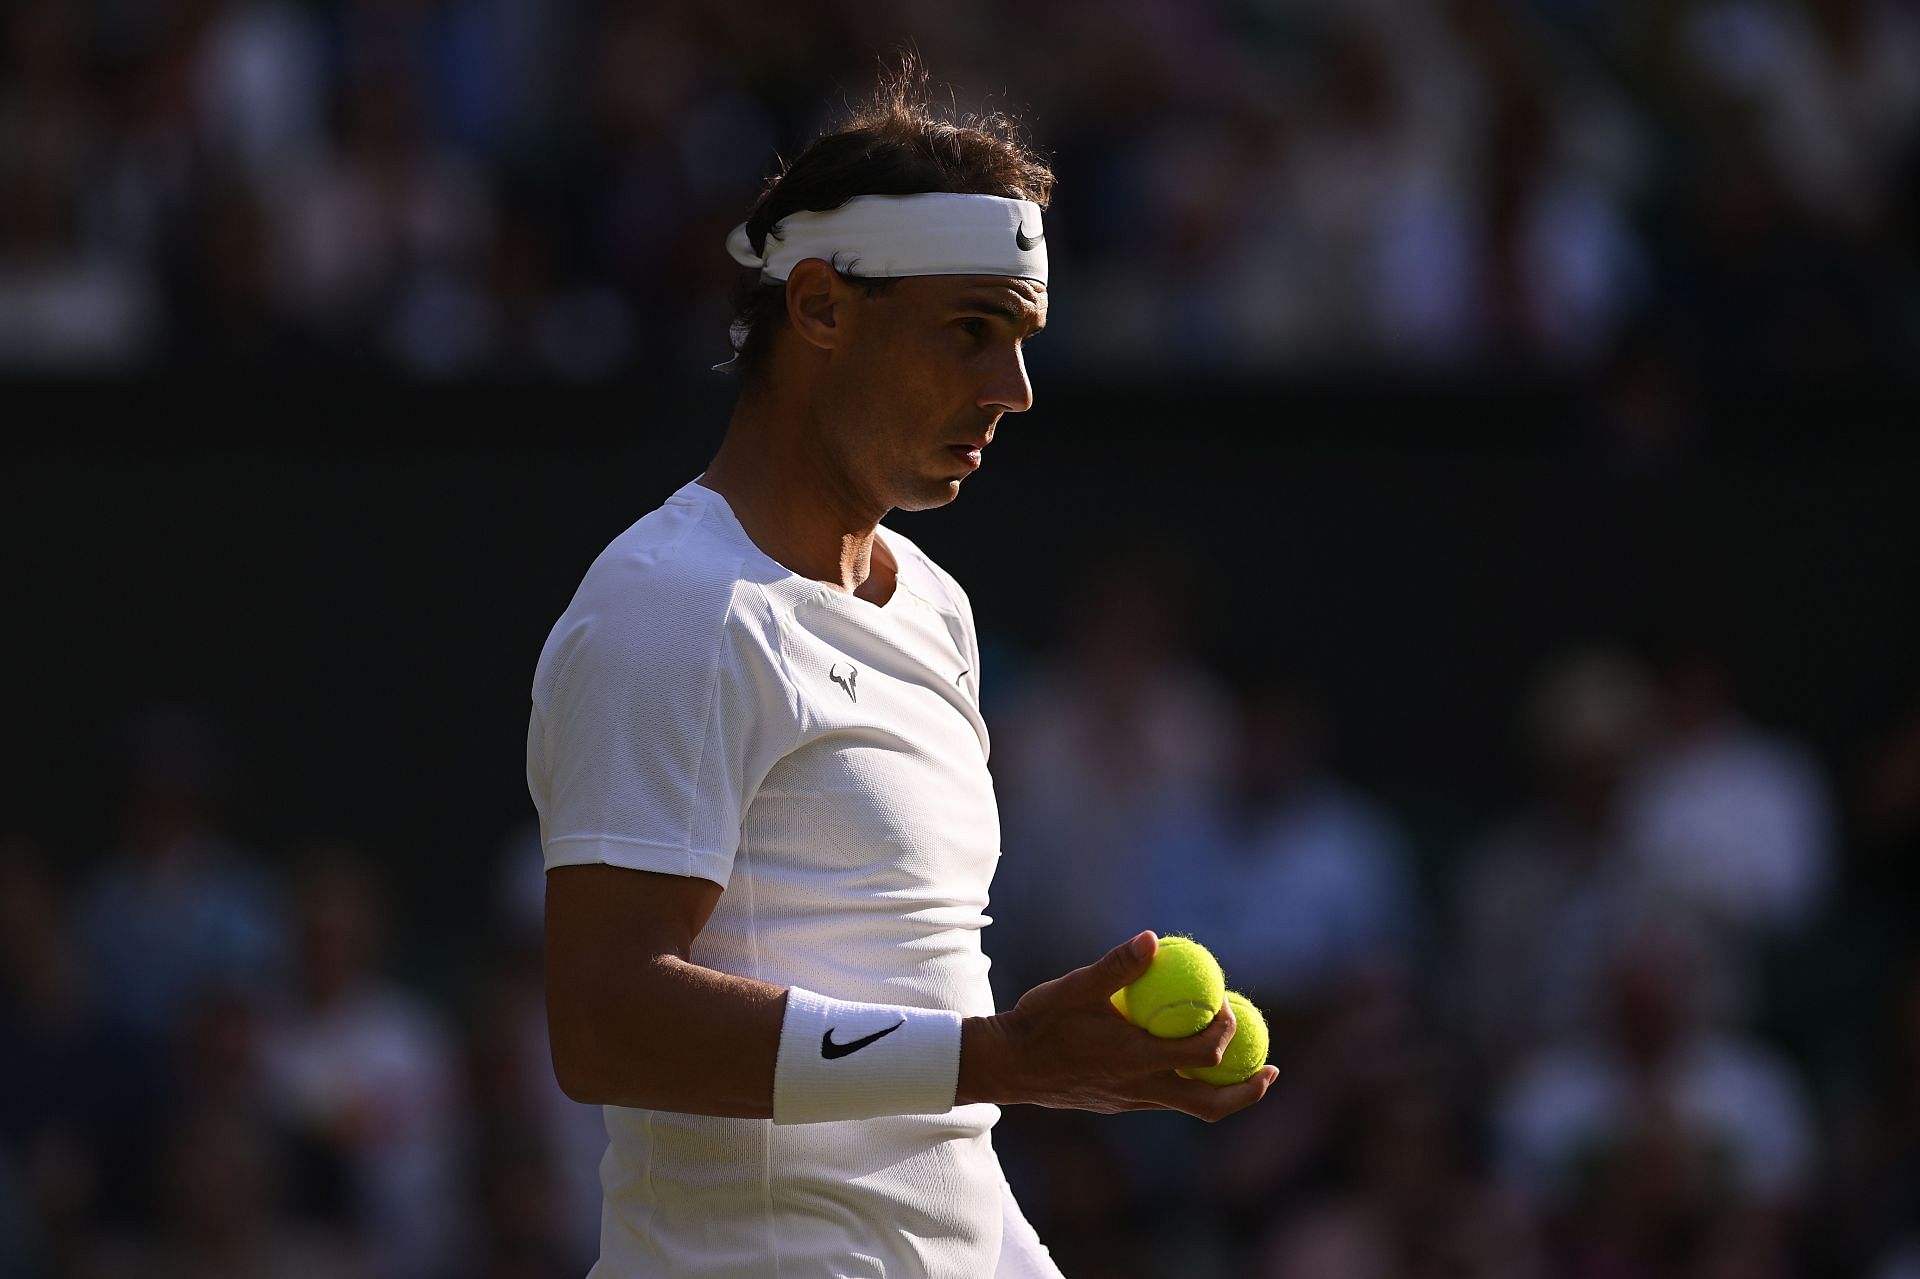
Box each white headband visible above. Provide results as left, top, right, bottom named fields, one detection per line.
left=726, top=192, right=1047, bottom=286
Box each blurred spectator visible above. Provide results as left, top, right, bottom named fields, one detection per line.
left=1678, top=0, right=1920, bottom=235
left=1179, top=679, right=1422, bottom=1007
left=474, top=819, right=606, bottom=1274
left=1253, top=1058, right=1540, bottom=1279
left=78, top=708, right=285, bottom=1040
left=1650, top=0, right=1920, bottom=378
left=1619, top=645, right=1835, bottom=936
left=260, top=849, right=469, bottom=1279
left=1471, top=60, right=1650, bottom=369
left=990, top=551, right=1235, bottom=996
left=192, top=1, right=328, bottom=182
left=997, top=1110, right=1159, bottom=1279
left=0, top=839, right=162, bottom=1267
left=0, top=0, right=158, bottom=369
left=82, top=1105, right=357, bottom=1279
left=266, top=63, right=498, bottom=374
left=1496, top=906, right=1816, bottom=1274
left=1184, top=949, right=1539, bottom=1276
left=1455, top=648, right=1657, bottom=1065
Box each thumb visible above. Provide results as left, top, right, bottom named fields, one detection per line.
left=1079, top=931, right=1157, bottom=998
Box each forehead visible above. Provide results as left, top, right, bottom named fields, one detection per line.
left=898, top=274, right=1048, bottom=325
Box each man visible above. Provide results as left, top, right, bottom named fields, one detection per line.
left=527, top=71, right=1277, bottom=1279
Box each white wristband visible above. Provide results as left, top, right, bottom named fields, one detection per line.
left=772, top=987, right=962, bottom=1125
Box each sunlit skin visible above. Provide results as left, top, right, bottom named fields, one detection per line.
left=701, top=259, right=1047, bottom=605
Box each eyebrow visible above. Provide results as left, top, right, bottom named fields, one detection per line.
left=957, top=296, right=1046, bottom=334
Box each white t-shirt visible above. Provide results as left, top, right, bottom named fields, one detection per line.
left=527, top=478, right=1039, bottom=1279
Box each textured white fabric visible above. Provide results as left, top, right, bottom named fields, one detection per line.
left=994, top=1181, right=1065, bottom=1279
left=527, top=477, right=1012, bottom=1278
left=773, top=987, right=962, bottom=1125
left=726, top=193, right=1047, bottom=284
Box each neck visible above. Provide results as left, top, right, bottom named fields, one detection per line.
left=702, top=384, right=890, bottom=599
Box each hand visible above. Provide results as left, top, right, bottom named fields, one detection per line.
left=958, top=932, right=1279, bottom=1121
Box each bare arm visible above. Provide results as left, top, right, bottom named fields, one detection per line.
left=547, top=865, right=1276, bottom=1123
left=545, top=863, right=785, bottom=1116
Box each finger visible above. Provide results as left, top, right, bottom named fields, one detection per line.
left=1106, top=991, right=1233, bottom=1074
left=1210, top=996, right=1237, bottom=1047
left=1071, top=931, right=1158, bottom=1001
left=1150, top=1064, right=1278, bottom=1122
left=1140, top=1000, right=1237, bottom=1072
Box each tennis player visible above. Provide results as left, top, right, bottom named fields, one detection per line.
left=528, top=70, right=1277, bottom=1279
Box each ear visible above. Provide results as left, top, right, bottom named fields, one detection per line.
left=785, top=258, right=849, bottom=352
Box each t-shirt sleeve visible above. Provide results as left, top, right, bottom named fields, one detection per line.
left=527, top=566, right=797, bottom=886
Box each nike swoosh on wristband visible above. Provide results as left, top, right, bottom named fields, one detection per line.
left=821, top=1019, right=906, bottom=1060
left=1016, top=226, right=1043, bottom=252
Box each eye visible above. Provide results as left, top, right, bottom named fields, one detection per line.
left=956, top=318, right=988, bottom=339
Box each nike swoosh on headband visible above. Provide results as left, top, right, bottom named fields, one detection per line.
left=726, top=193, right=1047, bottom=284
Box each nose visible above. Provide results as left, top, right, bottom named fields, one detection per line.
left=979, top=343, right=1034, bottom=415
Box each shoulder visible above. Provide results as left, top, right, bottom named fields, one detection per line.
left=534, top=484, right=795, bottom=703
left=575, top=482, right=760, bottom=618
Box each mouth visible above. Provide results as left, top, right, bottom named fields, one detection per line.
left=947, top=443, right=984, bottom=471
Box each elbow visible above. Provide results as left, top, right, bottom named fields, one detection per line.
left=553, top=1057, right=609, bottom=1107
left=547, top=1008, right=619, bottom=1105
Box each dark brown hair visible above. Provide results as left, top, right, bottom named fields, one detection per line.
left=725, top=61, right=1053, bottom=383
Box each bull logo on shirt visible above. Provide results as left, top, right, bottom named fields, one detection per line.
left=829, top=661, right=859, bottom=703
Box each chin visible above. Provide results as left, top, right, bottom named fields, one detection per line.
left=894, top=479, right=965, bottom=512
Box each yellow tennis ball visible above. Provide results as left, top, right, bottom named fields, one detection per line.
left=1116, top=936, right=1227, bottom=1039
left=1180, top=991, right=1269, bottom=1086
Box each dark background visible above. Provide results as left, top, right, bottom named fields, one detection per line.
left=8, top=0, right=1920, bottom=1273
left=10, top=379, right=1917, bottom=971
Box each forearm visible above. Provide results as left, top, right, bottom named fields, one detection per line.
left=550, top=957, right=965, bottom=1122
left=549, top=953, right=787, bottom=1117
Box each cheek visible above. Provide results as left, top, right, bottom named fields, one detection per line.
left=830, top=328, right=972, bottom=437
left=873, top=356, right=957, bottom=412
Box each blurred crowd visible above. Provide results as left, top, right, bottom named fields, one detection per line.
left=2, top=0, right=1917, bottom=381
left=985, top=567, right=1920, bottom=1278
left=0, top=709, right=598, bottom=1279
left=6, top=588, right=1920, bottom=1278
